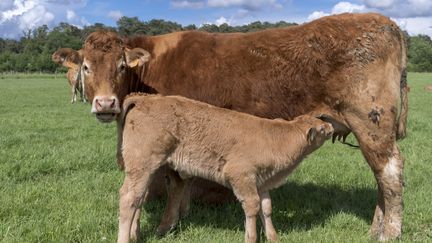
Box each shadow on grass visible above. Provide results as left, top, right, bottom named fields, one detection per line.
left=139, top=181, right=376, bottom=241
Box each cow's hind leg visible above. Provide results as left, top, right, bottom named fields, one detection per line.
left=156, top=169, right=190, bottom=236
left=345, top=110, right=404, bottom=241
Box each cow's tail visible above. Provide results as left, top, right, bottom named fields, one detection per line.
left=396, top=30, right=408, bottom=140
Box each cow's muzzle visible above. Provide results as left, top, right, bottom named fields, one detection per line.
left=91, top=96, right=121, bottom=123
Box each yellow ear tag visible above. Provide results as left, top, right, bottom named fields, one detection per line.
left=128, top=59, right=139, bottom=68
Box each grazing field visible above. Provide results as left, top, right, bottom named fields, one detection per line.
left=0, top=73, right=431, bottom=242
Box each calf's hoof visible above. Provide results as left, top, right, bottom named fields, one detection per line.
left=130, top=222, right=141, bottom=242
left=266, top=231, right=277, bottom=242
left=130, top=231, right=141, bottom=242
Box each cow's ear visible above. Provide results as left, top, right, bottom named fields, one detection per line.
left=125, top=48, right=151, bottom=68
left=307, top=127, right=317, bottom=144
left=52, top=48, right=82, bottom=69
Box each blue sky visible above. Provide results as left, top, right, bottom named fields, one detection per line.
left=1, top=0, right=432, bottom=39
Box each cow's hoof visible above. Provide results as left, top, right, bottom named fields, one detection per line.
left=378, top=226, right=401, bottom=241
left=179, top=205, right=190, bottom=219
left=266, top=231, right=277, bottom=242
left=156, top=224, right=175, bottom=237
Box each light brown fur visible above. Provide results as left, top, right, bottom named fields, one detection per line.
left=117, top=93, right=333, bottom=243
left=57, top=13, right=408, bottom=240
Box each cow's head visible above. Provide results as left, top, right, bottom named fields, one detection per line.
left=55, top=31, right=151, bottom=123
left=52, top=48, right=83, bottom=71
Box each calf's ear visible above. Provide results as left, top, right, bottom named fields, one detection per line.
left=52, top=48, right=82, bottom=69
left=307, top=127, right=317, bottom=144
left=125, top=48, right=151, bottom=68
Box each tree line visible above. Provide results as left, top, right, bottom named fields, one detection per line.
left=0, top=17, right=431, bottom=73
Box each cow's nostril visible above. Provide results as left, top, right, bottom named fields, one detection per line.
left=96, top=99, right=102, bottom=109
left=110, top=99, right=115, bottom=108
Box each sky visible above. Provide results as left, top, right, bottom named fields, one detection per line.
left=1, top=0, right=432, bottom=39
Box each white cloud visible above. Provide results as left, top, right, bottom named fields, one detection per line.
left=308, top=2, right=366, bottom=21
left=393, top=17, right=432, bottom=37
left=361, top=0, right=432, bottom=18
left=0, top=0, right=87, bottom=38
left=108, top=10, right=123, bottom=21
left=215, top=16, right=230, bottom=25
left=307, top=1, right=432, bottom=37
left=363, top=0, right=397, bottom=8
left=19, top=5, right=54, bottom=30
left=171, top=0, right=205, bottom=8
left=171, top=0, right=283, bottom=10
left=0, top=0, right=37, bottom=23
left=307, top=11, right=328, bottom=21
left=332, top=2, right=366, bottom=14
left=208, top=0, right=281, bottom=10
left=66, top=10, right=76, bottom=21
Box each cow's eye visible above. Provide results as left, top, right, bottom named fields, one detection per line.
left=119, top=64, right=126, bottom=72
left=83, top=65, right=89, bottom=73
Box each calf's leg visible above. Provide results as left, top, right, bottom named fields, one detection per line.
left=227, top=170, right=260, bottom=243
left=118, top=166, right=160, bottom=243
left=129, top=207, right=142, bottom=242
left=259, top=191, right=277, bottom=242
left=118, top=158, right=165, bottom=243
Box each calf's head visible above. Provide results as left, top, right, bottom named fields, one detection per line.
left=294, top=115, right=334, bottom=152
left=54, top=31, right=151, bottom=123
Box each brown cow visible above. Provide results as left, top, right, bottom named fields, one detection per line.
left=56, top=13, right=408, bottom=241
left=118, top=93, right=334, bottom=243
left=52, top=48, right=87, bottom=103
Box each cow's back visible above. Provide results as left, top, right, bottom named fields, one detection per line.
left=141, top=13, right=404, bottom=122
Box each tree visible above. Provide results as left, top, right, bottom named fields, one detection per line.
left=117, top=16, right=147, bottom=36
left=145, top=19, right=182, bottom=35
left=408, top=35, right=432, bottom=72
left=199, top=24, right=220, bottom=33
left=82, top=23, right=116, bottom=40
left=184, top=24, right=197, bottom=31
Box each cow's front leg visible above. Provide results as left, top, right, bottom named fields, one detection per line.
left=71, top=85, right=77, bottom=103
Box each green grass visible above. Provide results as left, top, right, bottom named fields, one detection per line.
left=1, top=73, right=431, bottom=242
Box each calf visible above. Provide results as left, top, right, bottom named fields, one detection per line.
left=52, top=48, right=87, bottom=103
left=117, top=93, right=333, bottom=243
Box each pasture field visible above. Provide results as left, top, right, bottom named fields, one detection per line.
left=0, top=73, right=431, bottom=242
